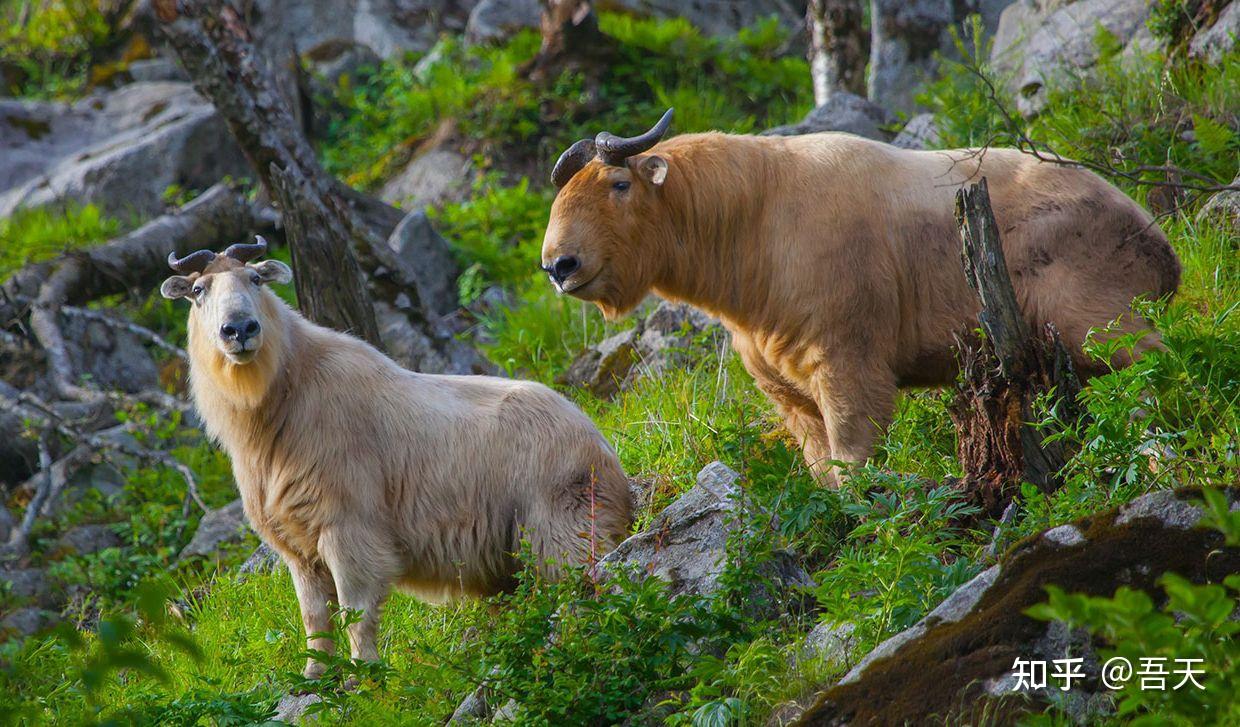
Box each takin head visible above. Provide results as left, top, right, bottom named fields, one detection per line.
left=541, top=108, right=675, bottom=319
left=160, top=236, right=292, bottom=366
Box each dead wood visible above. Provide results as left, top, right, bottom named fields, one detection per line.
left=950, top=178, right=1081, bottom=519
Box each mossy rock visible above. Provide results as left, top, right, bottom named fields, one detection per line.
left=791, top=488, right=1240, bottom=726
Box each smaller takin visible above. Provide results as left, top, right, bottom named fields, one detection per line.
left=161, top=238, right=632, bottom=677
left=541, top=109, right=1181, bottom=484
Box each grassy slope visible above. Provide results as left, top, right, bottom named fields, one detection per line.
left=1, top=13, right=1237, bottom=726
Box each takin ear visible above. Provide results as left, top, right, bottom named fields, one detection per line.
left=249, top=259, right=293, bottom=285
left=160, top=275, right=195, bottom=300
left=632, top=154, right=669, bottom=186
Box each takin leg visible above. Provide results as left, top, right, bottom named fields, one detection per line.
left=732, top=334, right=834, bottom=476
left=811, top=358, right=899, bottom=486
left=319, top=525, right=397, bottom=668
left=288, top=559, right=339, bottom=680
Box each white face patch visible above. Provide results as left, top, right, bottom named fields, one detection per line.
left=196, top=270, right=268, bottom=364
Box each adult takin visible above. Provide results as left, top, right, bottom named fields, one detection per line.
left=161, top=238, right=632, bottom=677
left=541, top=110, right=1180, bottom=483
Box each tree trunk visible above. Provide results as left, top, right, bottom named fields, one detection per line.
left=807, top=0, right=868, bottom=105
left=950, top=179, right=1080, bottom=518
left=526, top=0, right=613, bottom=82
left=154, top=0, right=382, bottom=347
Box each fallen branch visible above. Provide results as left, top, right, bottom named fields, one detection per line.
left=0, top=381, right=208, bottom=556
left=62, top=306, right=188, bottom=361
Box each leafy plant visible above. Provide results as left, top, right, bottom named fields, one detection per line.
left=0, top=203, right=119, bottom=278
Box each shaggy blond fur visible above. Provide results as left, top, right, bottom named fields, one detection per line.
left=542, top=132, right=1180, bottom=482
left=164, top=256, right=632, bottom=676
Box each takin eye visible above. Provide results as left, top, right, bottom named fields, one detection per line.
left=250, top=272, right=262, bottom=285
left=191, top=284, right=204, bottom=297
left=612, top=180, right=631, bottom=192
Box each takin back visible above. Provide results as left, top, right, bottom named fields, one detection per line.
left=541, top=110, right=1180, bottom=483
left=161, top=239, right=633, bottom=678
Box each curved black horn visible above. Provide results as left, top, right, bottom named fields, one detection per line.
left=167, top=249, right=216, bottom=274
left=551, top=138, right=597, bottom=188
left=594, top=108, right=674, bottom=166
left=222, top=235, right=268, bottom=263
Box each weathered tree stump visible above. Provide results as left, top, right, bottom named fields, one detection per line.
left=525, top=0, right=616, bottom=82
left=950, top=179, right=1081, bottom=518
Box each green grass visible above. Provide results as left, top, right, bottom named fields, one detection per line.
left=1, top=13, right=1237, bottom=727
left=0, top=203, right=119, bottom=279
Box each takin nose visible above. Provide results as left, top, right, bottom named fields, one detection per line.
left=220, top=318, right=261, bottom=344
left=544, top=255, right=581, bottom=284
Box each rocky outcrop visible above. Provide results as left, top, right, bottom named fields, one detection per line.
left=1189, top=1, right=1240, bottom=64
left=62, top=311, right=161, bottom=394
left=0, top=82, right=247, bottom=218
left=1197, top=171, right=1240, bottom=234
left=991, top=0, right=1152, bottom=116
left=791, top=488, right=1240, bottom=726
left=247, top=0, right=477, bottom=62
left=558, top=301, right=726, bottom=398
left=867, top=0, right=1010, bottom=114
left=762, top=92, right=896, bottom=141
left=53, top=524, right=123, bottom=557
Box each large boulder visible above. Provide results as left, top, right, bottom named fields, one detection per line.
left=1197, top=171, right=1240, bottom=234
left=52, top=524, right=123, bottom=558
left=248, top=0, right=476, bottom=62
left=379, top=149, right=472, bottom=210
left=1189, top=1, right=1240, bottom=64
left=762, top=92, right=896, bottom=141
left=867, top=0, right=1010, bottom=114
left=991, top=0, right=1152, bottom=116
left=790, top=488, right=1240, bottom=725
left=61, top=311, right=161, bottom=394
left=0, top=82, right=247, bottom=219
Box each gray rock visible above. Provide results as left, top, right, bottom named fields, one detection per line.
left=599, top=0, right=801, bottom=39
left=465, top=0, right=541, bottom=45
left=798, top=621, right=858, bottom=669
left=379, top=149, right=471, bottom=209
left=1113, top=488, right=1205, bottom=529
left=383, top=210, right=461, bottom=318
left=273, top=691, right=322, bottom=723
left=991, top=0, right=1151, bottom=117
left=559, top=301, right=725, bottom=397
left=1189, top=1, right=1240, bottom=64
left=125, top=58, right=189, bottom=83
left=867, top=1, right=1010, bottom=114
left=795, top=487, right=1240, bottom=724
left=890, top=112, right=940, bottom=150
left=1042, top=523, right=1084, bottom=547
left=0, top=505, right=13, bottom=544
left=61, top=311, right=160, bottom=394
left=762, top=92, right=896, bottom=141
left=238, top=543, right=284, bottom=576
left=593, top=462, right=811, bottom=605
left=0, top=607, right=59, bottom=640
left=54, top=523, right=123, bottom=557
left=0, top=407, right=38, bottom=487
left=302, top=40, right=383, bottom=103
left=1197, top=172, right=1240, bottom=234
left=0, top=82, right=248, bottom=218
left=0, top=567, right=57, bottom=608
left=179, top=499, right=251, bottom=560
left=248, top=0, right=474, bottom=62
